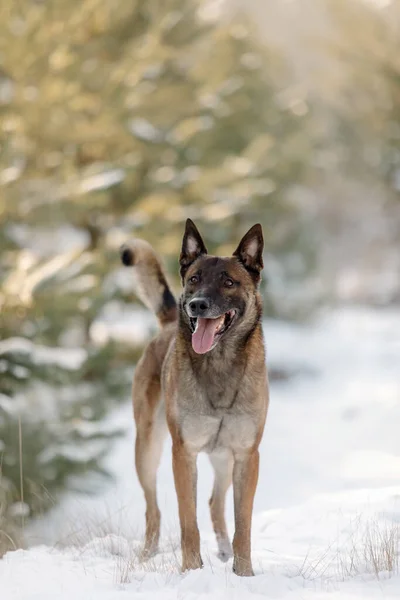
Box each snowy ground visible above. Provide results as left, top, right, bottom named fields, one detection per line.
left=2, top=306, right=400, bottom=599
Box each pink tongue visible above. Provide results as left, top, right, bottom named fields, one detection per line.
left=192, top=317, right=223, bottom=354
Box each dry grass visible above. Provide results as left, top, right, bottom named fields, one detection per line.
left=337, top=518, right=399, bottom=580
left=297, top=514, right=399, bottom=583
left=47, top=506, right=183, bottom=585
left=0, top=521, right=20, bottom=558
left=0, top=455, right=23, bottom=558
left=111, top=538, right=223, bottom=586
left=0, top=419, right=27, bottom=558
left=0, top=491, right=23, bottom=558
left=54, top=508, right=134, bottom=550
left=112, top=540, right=181, bottom=587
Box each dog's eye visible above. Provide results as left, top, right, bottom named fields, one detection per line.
left=189, top=275, right=199, bottom=284
left=225, top=278, right=234, bottom=287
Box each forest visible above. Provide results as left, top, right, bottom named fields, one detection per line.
left=0, top=0, right=399, bottom=555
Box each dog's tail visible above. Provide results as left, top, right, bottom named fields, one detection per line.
left=120, top=239, right=177, bottom=327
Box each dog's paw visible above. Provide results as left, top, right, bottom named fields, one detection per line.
left=139, top=545, right=158, bottom=562
left=217, top=549, right=232, bottom=563
left=182, top=554, right=203, bottom=572
left=233, top=558, right=254, bottom=577
left=216, top=537, right=233, bottom=562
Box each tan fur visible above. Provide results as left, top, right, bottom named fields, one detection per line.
left=120, top=239, right=177, bottom=326
left=122, top=222, right=269, bottom=576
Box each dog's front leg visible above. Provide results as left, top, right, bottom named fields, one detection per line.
left=232, top=449, right=259, bottom=576
left=172, top=441, right=203, bottom=572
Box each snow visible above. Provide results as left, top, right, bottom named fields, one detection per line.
left=0, top=337, right=87, bottom=370
left=78, top=169, right=125, bottom=194
left=2, top=306, right=400, bottom=599
left=3, top=500, right=400, bottom=599
left=4, top=249, right=91, bottom=305
left=0, top=164, right=22, bottom=185
left=38, top=439, right=110, bottom=465
left=129, top=118, right=163, bottom=142
left=90, top=304, right=157, bottom=347
left=6, top=224, right=89, bottom=257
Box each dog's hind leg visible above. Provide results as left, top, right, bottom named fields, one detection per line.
left=209, top=450, right=234, bottom=562
left=135, top=401, right=167, bottom=559
left=133, top=349, right=168, bottom=560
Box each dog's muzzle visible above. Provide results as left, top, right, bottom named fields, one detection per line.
left=187, top=297, right=211, bottom=318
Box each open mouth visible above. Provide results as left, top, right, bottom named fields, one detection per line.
left=189, top=310, right=236, bottom=354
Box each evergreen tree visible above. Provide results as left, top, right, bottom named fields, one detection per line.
left=0, top=0, right=315, bottom=546
left=324, top=0, right=400, bottom=207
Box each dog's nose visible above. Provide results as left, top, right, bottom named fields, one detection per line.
left=189, top=298, right=211, bottom=316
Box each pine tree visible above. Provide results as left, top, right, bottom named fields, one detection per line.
left=0, top=0, right=315, bottom=544
left=1, top=0, right=314, bottom=284
left=323, top=0, right=400, bottom=205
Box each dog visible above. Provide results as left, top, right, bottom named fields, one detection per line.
left=120, top=219, right=269, bottom=576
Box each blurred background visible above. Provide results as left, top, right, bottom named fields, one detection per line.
left=0, top=0, right=399, bottom=554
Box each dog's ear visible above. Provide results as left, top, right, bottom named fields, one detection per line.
left=233, top=224, right=264, bottom=283
left=179, top=219, right=208, bottom=282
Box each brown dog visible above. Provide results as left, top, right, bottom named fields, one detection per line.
left=120, top=219, right=269, bottom=576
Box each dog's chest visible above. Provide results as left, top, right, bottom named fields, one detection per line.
left=180, top=406, right=257, bottom=453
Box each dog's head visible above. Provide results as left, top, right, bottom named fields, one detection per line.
left=179, top=219, right=264, bottom=355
